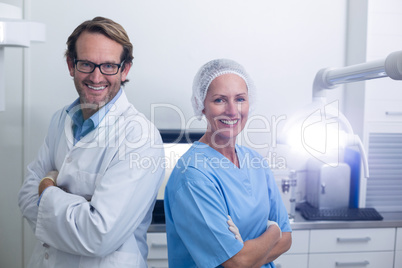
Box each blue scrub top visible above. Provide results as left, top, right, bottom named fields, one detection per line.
left=164, top=142, right=292, bottom=268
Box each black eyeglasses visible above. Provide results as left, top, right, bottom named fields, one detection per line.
left=74, top=59, right=125, bottom=75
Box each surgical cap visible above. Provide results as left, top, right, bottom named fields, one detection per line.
left=191, top=58, right=256, bottom=120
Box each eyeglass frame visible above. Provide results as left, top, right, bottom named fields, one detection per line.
left=73, top=59, right=126, bottom=75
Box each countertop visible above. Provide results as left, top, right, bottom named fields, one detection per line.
left=147, top=211, right=402, bottom=233
left=289, top=211, right=402, bottom=230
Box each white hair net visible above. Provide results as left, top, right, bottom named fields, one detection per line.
left=191, top=58, right=256, bottom=120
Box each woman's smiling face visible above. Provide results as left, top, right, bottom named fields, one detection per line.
left=202, top=73, right=249, bottom=146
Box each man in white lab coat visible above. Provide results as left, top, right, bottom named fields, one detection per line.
left=18, top=17, right=165, bottom=268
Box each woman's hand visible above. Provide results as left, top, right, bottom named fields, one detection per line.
left=38, top=170, right=59, bottom=196
left=45, top=170, right=59, bottom=184
left=267, top=220, right=282, bottom=238
left=227, top=215, right=243, bottom=243
left=222, top=218, right=283, bottom=268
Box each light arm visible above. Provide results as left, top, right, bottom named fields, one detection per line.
left=313, top=50, right=402, bottom=99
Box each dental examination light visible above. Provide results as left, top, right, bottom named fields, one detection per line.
left=312, top=50, right=402, bottom=100
left=281, top=50, right=402, bottom=179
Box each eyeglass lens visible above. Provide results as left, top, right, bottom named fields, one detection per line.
left=76, top=61, right=120, bottom=75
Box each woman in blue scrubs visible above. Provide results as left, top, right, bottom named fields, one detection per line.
left=164, top=59, right=292, bottom=267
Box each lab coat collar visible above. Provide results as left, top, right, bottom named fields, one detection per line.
left=63, top=90, right=137, bottom=148
left=99, top=89, right=137, bottom=126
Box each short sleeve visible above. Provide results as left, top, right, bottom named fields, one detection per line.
left=169, top=167, right=243, bottom=268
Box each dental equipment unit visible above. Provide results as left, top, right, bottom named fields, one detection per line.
left=311, top=50, right=402, bottom=179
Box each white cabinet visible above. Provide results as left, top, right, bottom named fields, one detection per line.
left=365, top=99, right=402, bottom=123
left=309, top=228, right=395, bottom=268
left=147, top=232, right=168, bottom=268
left=147, top=260, right=169, bottom=268
left=285, top=230, right=310, bottom=254
left=309, top=252, right=394, bottom=268
left=274, top=254, right=308, bottom=268
left=147, top=228, right=401, bottom=267
left=274, top=230, right=309, bottom=268
left=147, top=230, right=310, bottom=268
left=309, top=228, right=395, bottom=253
left=395, top=228, right=402, bottom=268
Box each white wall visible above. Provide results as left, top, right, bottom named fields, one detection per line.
left=0, top=2, right=27, bottom=268
left=26, top=0, right=347, bottom=160
left=0, top=0, right=22, bottom=6
left=0, top=0, right=348, bottom=267
left=0, top=48, right=24, bottom=268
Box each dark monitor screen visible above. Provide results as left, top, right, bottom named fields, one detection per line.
left=156, top=129, right=204, bottom=199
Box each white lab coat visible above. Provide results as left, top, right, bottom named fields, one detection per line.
left=18, top=91, right=165, bottom=268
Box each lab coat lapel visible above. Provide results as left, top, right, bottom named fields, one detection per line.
left=74, top=90, right=134, bottom=149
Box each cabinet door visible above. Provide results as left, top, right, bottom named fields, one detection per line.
left=395, top=228, right=402, bottom=268
left=366, top=99, right=402, bottom=122
left=396, top=227, right=402, bottom=251
left=309, top=252, right=394, bottom=268
left=395, top=251, right=402, bottom=268
left=286, top=230, right=309, bottom=254
left=147, top=232, right=168, bottom=260
left=274, top=254, right=308, bottom=268
left=310, top=228, right=395, bottom=253
left=147, top=259, right=169, bottom=268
